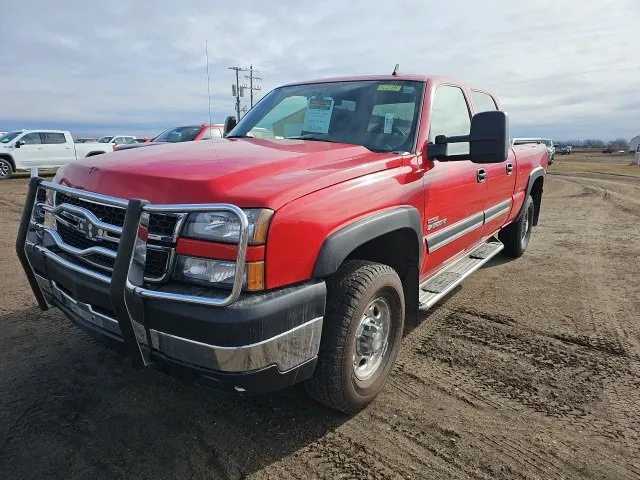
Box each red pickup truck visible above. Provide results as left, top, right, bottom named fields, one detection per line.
left=17, top=74, right=547, bottom=413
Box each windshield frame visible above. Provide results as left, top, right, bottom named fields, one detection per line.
left=229, top=79, right=426, bottom=154
left=0, top=131, right=23, bottom=143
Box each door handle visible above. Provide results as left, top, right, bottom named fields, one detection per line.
left=506, top=163, right=514, bottom=175
left=65, top=147, right=72, bottom=150
left=37, top=147, right=44, bottom=150
left=477, top=168, right=487, bottom=183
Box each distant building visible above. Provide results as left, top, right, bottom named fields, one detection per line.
left=630, top=135, right=640, bottom=152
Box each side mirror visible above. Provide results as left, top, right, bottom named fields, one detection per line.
left=14, top=140, right=23, bottom=148
left=428, top=111, right=510, bottom=164
left=223, top=115, right=237, bottom=137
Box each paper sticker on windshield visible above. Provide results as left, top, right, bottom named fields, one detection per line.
left=402, top=86, right=415, bottom=94
left=302, top=96, right=335, bottom=134
left=377, top=84, right=401, bottom=92
left=384, top=113, right=394, bottom=134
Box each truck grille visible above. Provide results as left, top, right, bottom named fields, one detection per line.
left=55, top=193, right=179, bottom=237
left=50, top=192, right=180, bottom=282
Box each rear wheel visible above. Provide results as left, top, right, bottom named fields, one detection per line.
left=500, top=194, right=534, bottom=258
left=306, top=261, right=405, bottom=413
left=0, top=159, right=13, bottom=179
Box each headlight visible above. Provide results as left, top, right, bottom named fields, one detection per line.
left=182, top=208, right=273, bottom=245
left=174, top=256, right=264, bottom=291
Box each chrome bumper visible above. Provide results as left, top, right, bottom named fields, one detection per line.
left=17, top=178, right=324, bottom=375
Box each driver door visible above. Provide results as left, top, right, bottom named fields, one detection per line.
left=422, top=85, right=487, bottom=278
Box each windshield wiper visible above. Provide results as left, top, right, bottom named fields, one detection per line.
left=286, top=135, right=345, bottom=144
left=225, top=134, right=251, bottom=139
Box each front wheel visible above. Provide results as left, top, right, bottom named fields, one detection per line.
left=0, top=158, right=13, bottom=179
left=306, top=261, right=405, bottom=413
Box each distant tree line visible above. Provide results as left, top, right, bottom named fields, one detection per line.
left=556, top=138, right=629, bottom=149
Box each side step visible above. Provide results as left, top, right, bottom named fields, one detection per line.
left=418, top=238, right=504, bottom=310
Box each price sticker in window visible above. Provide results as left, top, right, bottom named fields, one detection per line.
left=302, top=96, right=335, bottom=134
left=384, top=113, right=394, bottom=134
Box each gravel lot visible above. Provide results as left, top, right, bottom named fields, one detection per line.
left=1, top=163, right=639, bottom=479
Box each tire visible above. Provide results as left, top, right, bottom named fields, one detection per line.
left=306, top=260, right=405, bottom=413
left=0, top=158, right=13, bottom=179
left=499, top=194, right=534, bottom=258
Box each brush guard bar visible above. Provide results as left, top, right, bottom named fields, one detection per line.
left=17, top=177, right=250, bottom=369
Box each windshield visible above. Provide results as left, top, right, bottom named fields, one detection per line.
left=229, top=80, right=425, bottom=153
left=0, top=131, right=22, bottom=143
left=153, top=126, right=202, bottom=143
left=98, top=136, right=113, bottom=143
left=541, top=139, right=552, bottom=147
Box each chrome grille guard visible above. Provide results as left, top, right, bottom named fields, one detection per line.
left=17, top=177, right=250, bottom=369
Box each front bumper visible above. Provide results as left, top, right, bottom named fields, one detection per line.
left=16, top=178, right=326, bottom=394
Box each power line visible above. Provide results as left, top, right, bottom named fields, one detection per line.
left=490, top=64, right=638, bottom=87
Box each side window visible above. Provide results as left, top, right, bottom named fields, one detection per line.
left=42, top=132, right=67, bottom=144
left=471, top=91, right=498, bottom=113
left=112, top=137, right=124, bottom=144
left=21, top=133, right=43, bottom=145
left=429, top=85, right=471, bottom=155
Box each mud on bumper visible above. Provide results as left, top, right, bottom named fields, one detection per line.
left=16, top=178, right=326, bottom=394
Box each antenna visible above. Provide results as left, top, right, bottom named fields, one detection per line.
left=392, top=63, right=400, bottom=76
left=205, top=40, right=213, bottom=140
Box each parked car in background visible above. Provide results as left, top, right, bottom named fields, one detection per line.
left=512, top=138, right=554, bottom=164
left=557, top=145, right=572, bottom=155
left=89, top=135, right=137, bottom=148
left=113, top=124, right=224, bottom=151
left=0, top=130, right=112, bottom=179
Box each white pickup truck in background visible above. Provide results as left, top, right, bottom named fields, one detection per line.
left=0, top=130, right=112, bottom=179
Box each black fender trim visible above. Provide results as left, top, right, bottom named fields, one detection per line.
left=518, top=166, right=545, bottom=220
left=313, top=206, right=423, bottom=278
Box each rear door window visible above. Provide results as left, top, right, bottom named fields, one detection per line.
left=41, top=132, right=67, bottom=144
left=471, top=91, right=498, bottom=113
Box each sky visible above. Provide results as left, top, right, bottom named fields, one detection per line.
left=0, top=0, right=638, bottom=141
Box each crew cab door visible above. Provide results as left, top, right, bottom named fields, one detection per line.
left=14, top=132, right=47, bottom=168
left=41, top=132, right=73, bottom=167
left=422, top=85, right=486, bottom=278
left=469, top=90, right=517, bottom=236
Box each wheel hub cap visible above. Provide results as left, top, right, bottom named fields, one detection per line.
left=353, top=297, right=391, bottom=381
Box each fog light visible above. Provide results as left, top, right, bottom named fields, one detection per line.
left=174, top=256, right=264, bottom=291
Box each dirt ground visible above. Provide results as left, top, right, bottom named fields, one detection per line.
left=1, top=159, right=639, bottom=479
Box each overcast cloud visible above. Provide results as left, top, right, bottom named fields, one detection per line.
left=0, top=0, right=638, bottom=140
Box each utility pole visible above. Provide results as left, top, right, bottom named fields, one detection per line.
left=228, top=66, right=243, bottom=121
left=243, top=64, right=262, bottom=108
left=230, top=65, right=262, bottom=119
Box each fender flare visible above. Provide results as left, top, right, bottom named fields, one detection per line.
left=518, top=166, right=545, bottom=219
left=313, top=206, right=423, bottom=278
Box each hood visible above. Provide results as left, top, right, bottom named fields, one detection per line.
left=55, top=138, right=402, bottom=209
